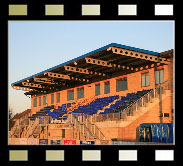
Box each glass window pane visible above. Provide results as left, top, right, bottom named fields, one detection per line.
left=121, top=79, right=125, bottom=90
left=43, top=96, right=47, bottom=105
left=51, top=94, right=54, bottom=104
left=155, top=70, right=160, bottom=85
left=116, top=80, right=120, bottom=92
left=160, top=69, right=164, bottom=83
left=117, top=79, right=121, bottom=91
left=77, top=87, right=84, bottom=99
left=124, top=77, right=128, bottom=90
left=39, top=97, right=41, bottom=106
left=117, top=78, right=127, bottom=91
left=95, top=84, right=100, bottom=96
left=33, top=98, right=37, bottom=107
left=142, top=75, right=146, bottom=87
left=104, top=81, right=110, bottom=94
left=68, top=90, right=74, bottom=101
left=57, top=93, right=60, bottom=103
left=124, top=80, right=127, bottom=90
left=146, top=75, right=150, bottom=86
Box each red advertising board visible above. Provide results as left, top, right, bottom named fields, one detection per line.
left=64, top=140, right=76, bottom=145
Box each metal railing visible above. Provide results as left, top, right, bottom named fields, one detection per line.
left=10, top=126, right=19, bottom=138
left=68, top=113, right=106, bottom=140
left=25, top=118, right=39, bottom=138
left=70, top=114, right=95, bottom=140
left=155, top=80, right=171, bottom=93
left=91, top=82, right=170, bottom=122
left=85, top=118, right=105, bottom=140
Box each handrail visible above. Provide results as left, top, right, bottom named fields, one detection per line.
left=93, top=123, right=106, bottom=140
left=10, top=126, right=19, bottom=138
left=155, top=80, right=170, bottom=89
left=70, top=114, right=95, bottom=140
left=82, top=123, right=95, bottom=140
left=122, top=89, right=154, bottom=114
left=120, top=89, right=158, bottom=120
left=92, top=87, right=164, bottom=122
left=26, top=118, right=39, bottom=138
left=85, top=118, right=105, bottom=140
left=31, top=118, right=40, bottom=136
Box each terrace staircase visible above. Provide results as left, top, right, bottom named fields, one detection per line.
left=25, top=118, right=41, bottom=138
left=69, top=114, right=105, bottom=141
left=10, top=125, right=20, bottom=138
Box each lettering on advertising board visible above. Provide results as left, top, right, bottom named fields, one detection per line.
left=64, top=140, right=76, bottom=145
left=80, top=141, right=95, bottom=145
left=39, top=139, right=48, bottom=145
left=49, top=124, right=70, bottom=129
left=50, top=139, right=61, bottom=145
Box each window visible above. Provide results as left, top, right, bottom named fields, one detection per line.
left=164, top=113, right=169, bottom=117
left=142, top=72, right=150, bottom=87
left=77, top=87, right=84, bottom=99
left=116, top=77, right=128, bottom=92
left=56, top=93, right=60, bottom=103
left=95, top=84, right=100, bottom=96
left=104, top=81, right=110, bottom=94
left=51, top=94, right=54, bottom=104
left=155, top=69, right=164, bottom=85
left=39, top=97, right=41, bottom=106
left=67, top=90, right=74, bottom=101
left=33, top=98, right=37, bottom=107
left=43, top=96, right=47, bottom=105
left=62, top=129, right=65, bottom=138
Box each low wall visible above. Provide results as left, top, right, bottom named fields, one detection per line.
left=8, top=138, right=111, bottom=145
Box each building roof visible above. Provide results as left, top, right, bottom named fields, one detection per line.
left=11, top=43, right=169, bottom=95
left=11, top=43, right=160, bottom=86
left=12, top=109, right=31, bottom=120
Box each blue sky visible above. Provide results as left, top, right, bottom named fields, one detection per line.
left=8, top=21, right=174, bottom=114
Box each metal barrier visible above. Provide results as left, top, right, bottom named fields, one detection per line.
left=91, top=82, right=171, bottom=122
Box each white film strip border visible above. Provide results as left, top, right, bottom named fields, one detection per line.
left=9, top=149, right=175, bottom=161
left=8, top=4, right=174, bottom=16
left=155, top=5, right=174, bottom=16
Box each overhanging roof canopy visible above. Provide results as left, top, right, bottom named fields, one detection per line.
left=11, top=43, right=170, bottom=95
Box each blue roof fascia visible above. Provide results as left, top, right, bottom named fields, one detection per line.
left=11, top=43, right=160, bottom=86
left=110, top=43, right=160, bottom=56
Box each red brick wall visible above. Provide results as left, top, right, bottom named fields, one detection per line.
left=31, top=62, right=173, bottom=114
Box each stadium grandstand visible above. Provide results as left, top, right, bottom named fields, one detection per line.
left=9, top=43, right=174, bottom=145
